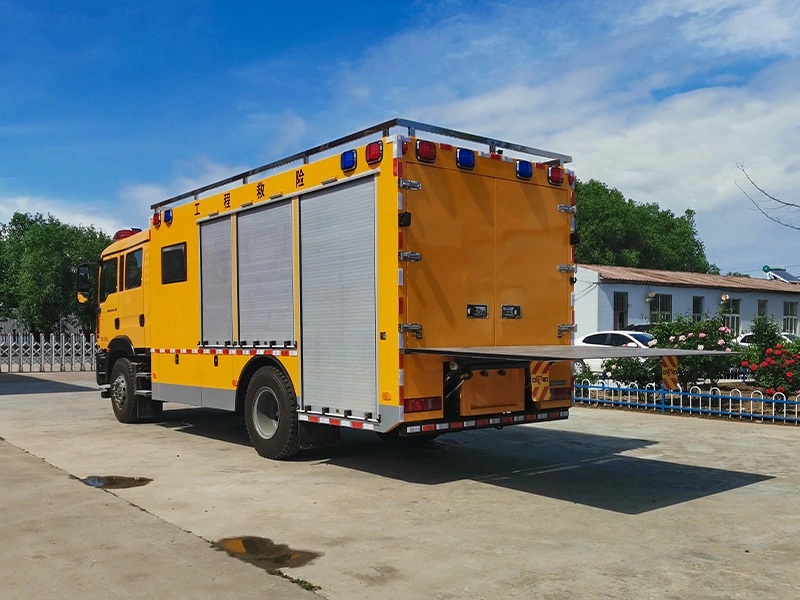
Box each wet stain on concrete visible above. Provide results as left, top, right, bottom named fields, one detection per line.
left=72, top=475, right=152, bottom=489
left=351, top=564, right=401, bottom=585
left=213, top=536, right=320, bottom=570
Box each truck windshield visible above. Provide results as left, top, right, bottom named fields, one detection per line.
left=100, top=257, right=118, bottom=302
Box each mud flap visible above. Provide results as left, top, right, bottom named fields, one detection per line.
left=136, top=397, right=163, bottom=418
left=299, top=421, right=341, bottom=450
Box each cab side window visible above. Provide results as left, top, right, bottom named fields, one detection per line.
left=125, top=249, right=143, bottom=290
left=162, top=243, right=187, bottom=284
left=100, top=257, right=118, bottom=302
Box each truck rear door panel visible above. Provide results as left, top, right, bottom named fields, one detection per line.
left=495, top=179, right=571, bottom=346
left=405, top=164, right=495, bottom=349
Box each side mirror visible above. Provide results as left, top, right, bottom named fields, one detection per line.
left=76, top=264, right=91, bottom=293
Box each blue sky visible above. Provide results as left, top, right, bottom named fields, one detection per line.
left=1, top=0, right=799, bottom=274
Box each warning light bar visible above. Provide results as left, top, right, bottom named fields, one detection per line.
left=112, top=228, right=142, bottom=241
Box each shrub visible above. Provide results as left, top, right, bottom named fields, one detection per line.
left=743, top=342, right=800, bottom=394
left=602, top=315, right=739, bottom=388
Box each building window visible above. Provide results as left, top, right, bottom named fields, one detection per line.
left=722, top=298, right=741, bottom=336
left=162, top=243, right=187, bottom=284
left=692, top=296, right=704, bottom=321
left=649, top=293, right=672, bottom=323
left=613, top=292, right=628, bottom=330
left=784, top=301, right=798, bottom=334
left=758, top=299, right=768, bottom=317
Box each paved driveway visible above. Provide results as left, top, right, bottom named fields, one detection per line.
left=1, top=371, right=798, bottom=599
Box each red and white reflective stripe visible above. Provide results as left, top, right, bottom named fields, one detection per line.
left=298, top=413, right=376, bottom=431
left=406, top=411, right=568, bottom=434
left=478, top=151, right=514, bottom=162
left=150, top=348, right=297, bottom=357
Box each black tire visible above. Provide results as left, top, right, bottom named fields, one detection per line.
left=244, top=366, right=300, bottom=459
left=110, top=358, right=138, bottom=424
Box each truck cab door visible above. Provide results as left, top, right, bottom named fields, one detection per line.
left=119, top=247, right=146, bottom=349
left=98, top=256, right=120, bottom=348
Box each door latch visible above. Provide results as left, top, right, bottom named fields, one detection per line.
left=399, top=179, right=422, bottom=191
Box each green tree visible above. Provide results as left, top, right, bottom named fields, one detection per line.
left=0, top=212, right=110, bottom=333
left=575, top=179, right=717, bottom=273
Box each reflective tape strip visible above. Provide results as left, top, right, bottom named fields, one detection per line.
left=150, top=348, right=297, bottom=356
left=297, top=412, right=374, bottom=430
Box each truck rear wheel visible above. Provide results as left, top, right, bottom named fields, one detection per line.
left=110, top=358, right=138, bottom=424
left=244, top=366, right=300, bottom=459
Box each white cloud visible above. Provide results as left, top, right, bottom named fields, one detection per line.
left=118, top=157, right=250, bottom=219
left=294, top=0, right=800, bottom=273
left=0, top=194, right=125, bottom=234
left=635, top=0, right=800, bottom=55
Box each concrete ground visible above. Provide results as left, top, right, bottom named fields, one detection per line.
left=1, top=371, right=799, bottom=599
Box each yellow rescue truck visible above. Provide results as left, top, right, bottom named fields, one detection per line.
left=77, top=119, right=691, bottom=459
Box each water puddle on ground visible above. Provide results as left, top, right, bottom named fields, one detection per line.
left=72, top=475, right=152, bottom=489
left=213, top=536, right=320, bottom=570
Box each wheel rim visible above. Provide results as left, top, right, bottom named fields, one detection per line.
left=253, top=387, right=280, bottom=440
left=111, top=373, right=127, bottom=408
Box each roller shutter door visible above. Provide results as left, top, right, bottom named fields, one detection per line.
left=300, top=177, right=377, bottom=416
left=237, top=200, right=294, bottom=345
left=200, top=217, right=233, bottom=345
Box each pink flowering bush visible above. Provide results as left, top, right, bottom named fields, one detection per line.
left=602, top=315, right=739, bottom=387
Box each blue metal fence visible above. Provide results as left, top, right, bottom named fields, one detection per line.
left=575, top=381, right=800, bottom=425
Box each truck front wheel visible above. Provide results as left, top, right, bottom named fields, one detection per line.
left=110, top=358, right=138, bottom=424
left=244, top=366, right=300, bottom=459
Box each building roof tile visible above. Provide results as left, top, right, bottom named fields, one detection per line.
left=579, top=264, right=799, bottom=294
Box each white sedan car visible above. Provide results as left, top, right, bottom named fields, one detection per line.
left=574, top=330, right=655, bottom=374
left=736, top=332, right=798, bottom=347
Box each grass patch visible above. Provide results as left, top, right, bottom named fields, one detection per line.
left=267, top=568, right=321, bottom=592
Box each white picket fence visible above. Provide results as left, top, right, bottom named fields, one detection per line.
left=0, top=333, right=97, bottom=372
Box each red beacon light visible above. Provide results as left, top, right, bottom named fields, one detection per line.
left=365, top=141, right=383, bottom=164
left=416, top=140, right=437, bottom=163
left=152, top=211, right=161, bottom=227
left=548, top=166, right=564, bottom=186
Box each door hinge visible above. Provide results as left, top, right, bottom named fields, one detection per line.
left=557, top=324, right=578, bottom=338
left=399, top=323, right=423, bottom=339
left=399, top=251, right=422, bottom=262
left=558, top=204, right=577, bottom=214
left=399, top=179, right=422, bottom=191
left=557, top=264, right=577, bottom=273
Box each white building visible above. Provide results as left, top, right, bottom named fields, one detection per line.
left=575, top=265, right=800, bottom=337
